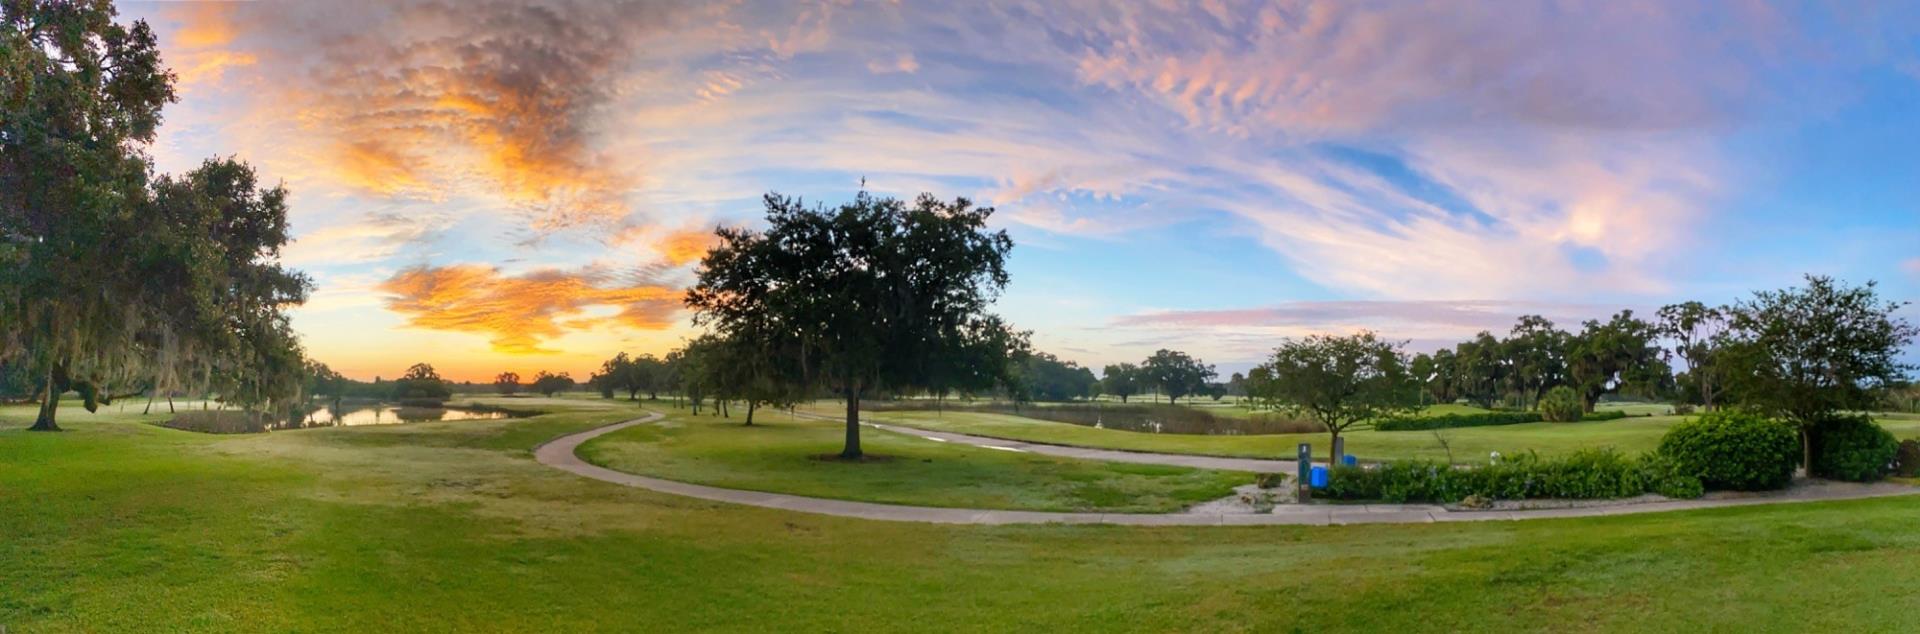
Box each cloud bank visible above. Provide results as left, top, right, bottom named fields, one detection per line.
left=132, top=0, right=1916, bottom=364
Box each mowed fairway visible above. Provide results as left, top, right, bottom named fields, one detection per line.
left=828, top=406, right=1920, bottom=463
left=578, top=410, right=1248, bottom=512
left=6, top=400, right=1920, bottom=632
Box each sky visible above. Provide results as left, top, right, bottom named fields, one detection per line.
left=119, top=0, right=1920, bottom=382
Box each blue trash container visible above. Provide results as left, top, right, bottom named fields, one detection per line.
left=1309, top=465, right=1329, bottom=488
left=1343, top=454, right=1358, bottom=466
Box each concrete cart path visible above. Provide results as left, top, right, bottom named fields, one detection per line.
left=851, top=418, right=1306, bottom=473
left=534, top=413, right=1920, bottom=526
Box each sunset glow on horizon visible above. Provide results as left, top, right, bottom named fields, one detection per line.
left=122, top=0, right=1920, bottom=382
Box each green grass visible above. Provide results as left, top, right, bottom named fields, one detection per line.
left=832, top=406, right=1920, bottom=464
left=7, top=400, right=1920, bottom=631
left=577, top=410, right=1249, bottom=513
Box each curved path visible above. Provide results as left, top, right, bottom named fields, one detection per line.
left=535, top=413, right=1920, bottom=526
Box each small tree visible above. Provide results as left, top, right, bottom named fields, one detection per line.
left=1101, top=363, right=1140, bottom=403
left=493, top=372, right=521, bottom=396
left=1140, top=349, right=1215, bottom=405
left=531, top=371, right=575, bottom=397
left=1257, top=332, right=1416, bottom=464
left=1658, top=301, right=1733, bottom=410
left=1724, top=275, right=1917, bottom=470
left=393, top=363, right=451, bottom=403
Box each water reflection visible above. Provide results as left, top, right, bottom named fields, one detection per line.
left=303, top=406, right=510, bottom=427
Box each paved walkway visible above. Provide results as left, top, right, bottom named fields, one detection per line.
left=788, top=409, right=1334, bottom=471
left=534, top=413, right=1920, bottom=526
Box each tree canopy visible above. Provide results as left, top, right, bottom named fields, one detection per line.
left=2, top=2, right=308, bottom=429
left=1723, top=275, right=1916, bottom=432
left=1254, top=331, right=1416, bottom=462
left=1139, top=349, right=1215, bottom=404
left=1101, top=363, right=1140, bottom=403
left=531, top=371, right=575, bottom=397
left=494, top=372, right=521, bottom=396
left=686, top=191, right=1024, bottom=458
left=1012, top=352, right=1098, bottom=402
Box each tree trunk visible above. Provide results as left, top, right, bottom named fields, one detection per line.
left=1801, top=426, right=1813, bottom=478
left=30, top=367, right=63, bottom=432
left=1327, top=429, right=1340, bottom=467
left=841, top=388, right=863, bottom=459
left=168, top=395, right=176, bottom=413
left=745, top=401, right=756, bottom=426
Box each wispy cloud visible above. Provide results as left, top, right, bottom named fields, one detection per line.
left=131, top=0, right=1919, bottom=375
left=378, top=264, right=681, bottom=354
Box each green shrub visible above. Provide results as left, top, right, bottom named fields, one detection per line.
left=1539, top=386, right=1582, bottom=422
left=1321, top=449, right=1696, bottom=503
left=1896, top=440, right=1920, bottom=478
left=1637, top=453, right=1705, bottom=499
left=1373, top=407, right=1625, bottom=431
left=1373, top=411, right=1542, bottom=431
left=1809, top=414, right=1898, bottom=482
left=1657, top=410, right=1799, bottom=491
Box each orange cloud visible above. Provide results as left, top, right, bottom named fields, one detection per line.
left=331, top=140, right=433, bottom=198
left=161, top=2, right=256, bottom=90
left=658, top=230, right=718, bottom=265
left=379, top=264, right=682, bottom=354
left=160, top=1, right=707, bottom=236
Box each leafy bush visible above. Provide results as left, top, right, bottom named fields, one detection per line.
left=1373, top=411, right=1541, bottom=431
left=1896, top=440, right=1920, bottom=478
left=1539, top=386, right=1583, bottom=422
left=1373, top=407, right=1627, bottom=431
left=1809, top=414, right=1898, bottom=482
left=1672, top=404, right=1696, bottom=415
left=1637, top=453, right=1706, bottom=499
left=1321, top=449, right=1701, bottom=503
left=1657, top=410, right=1800, bottom=491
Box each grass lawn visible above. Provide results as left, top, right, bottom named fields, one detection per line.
left=577, top=409, right=1249, bottom=513
left=828, top=406, right=1920, bottom=464
left=9, top=400, right=1920, bottom=631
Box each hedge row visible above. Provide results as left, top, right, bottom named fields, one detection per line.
left=1320, top=448, right=1703, bottom=503
left=1332, top=410, right=1908, bottom=504
left=1373, top=408, right=1629, bottom=431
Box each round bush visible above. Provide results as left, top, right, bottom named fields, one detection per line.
left=1538, top=386, right=1583, bottom=422
left=1657, top=411, right=1799, bottom=491
left=1809, top=414, right=1898, bottom=482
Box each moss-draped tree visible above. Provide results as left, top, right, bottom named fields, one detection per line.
left=2, top=1, right=308, bottom=430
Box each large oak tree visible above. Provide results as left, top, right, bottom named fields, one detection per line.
left=687, top=191, right=1023, bottom=458
left=3, top=2, right=308, bottom=430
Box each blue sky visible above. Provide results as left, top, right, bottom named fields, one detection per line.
left=123, top=0, right=1920, bottom=381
